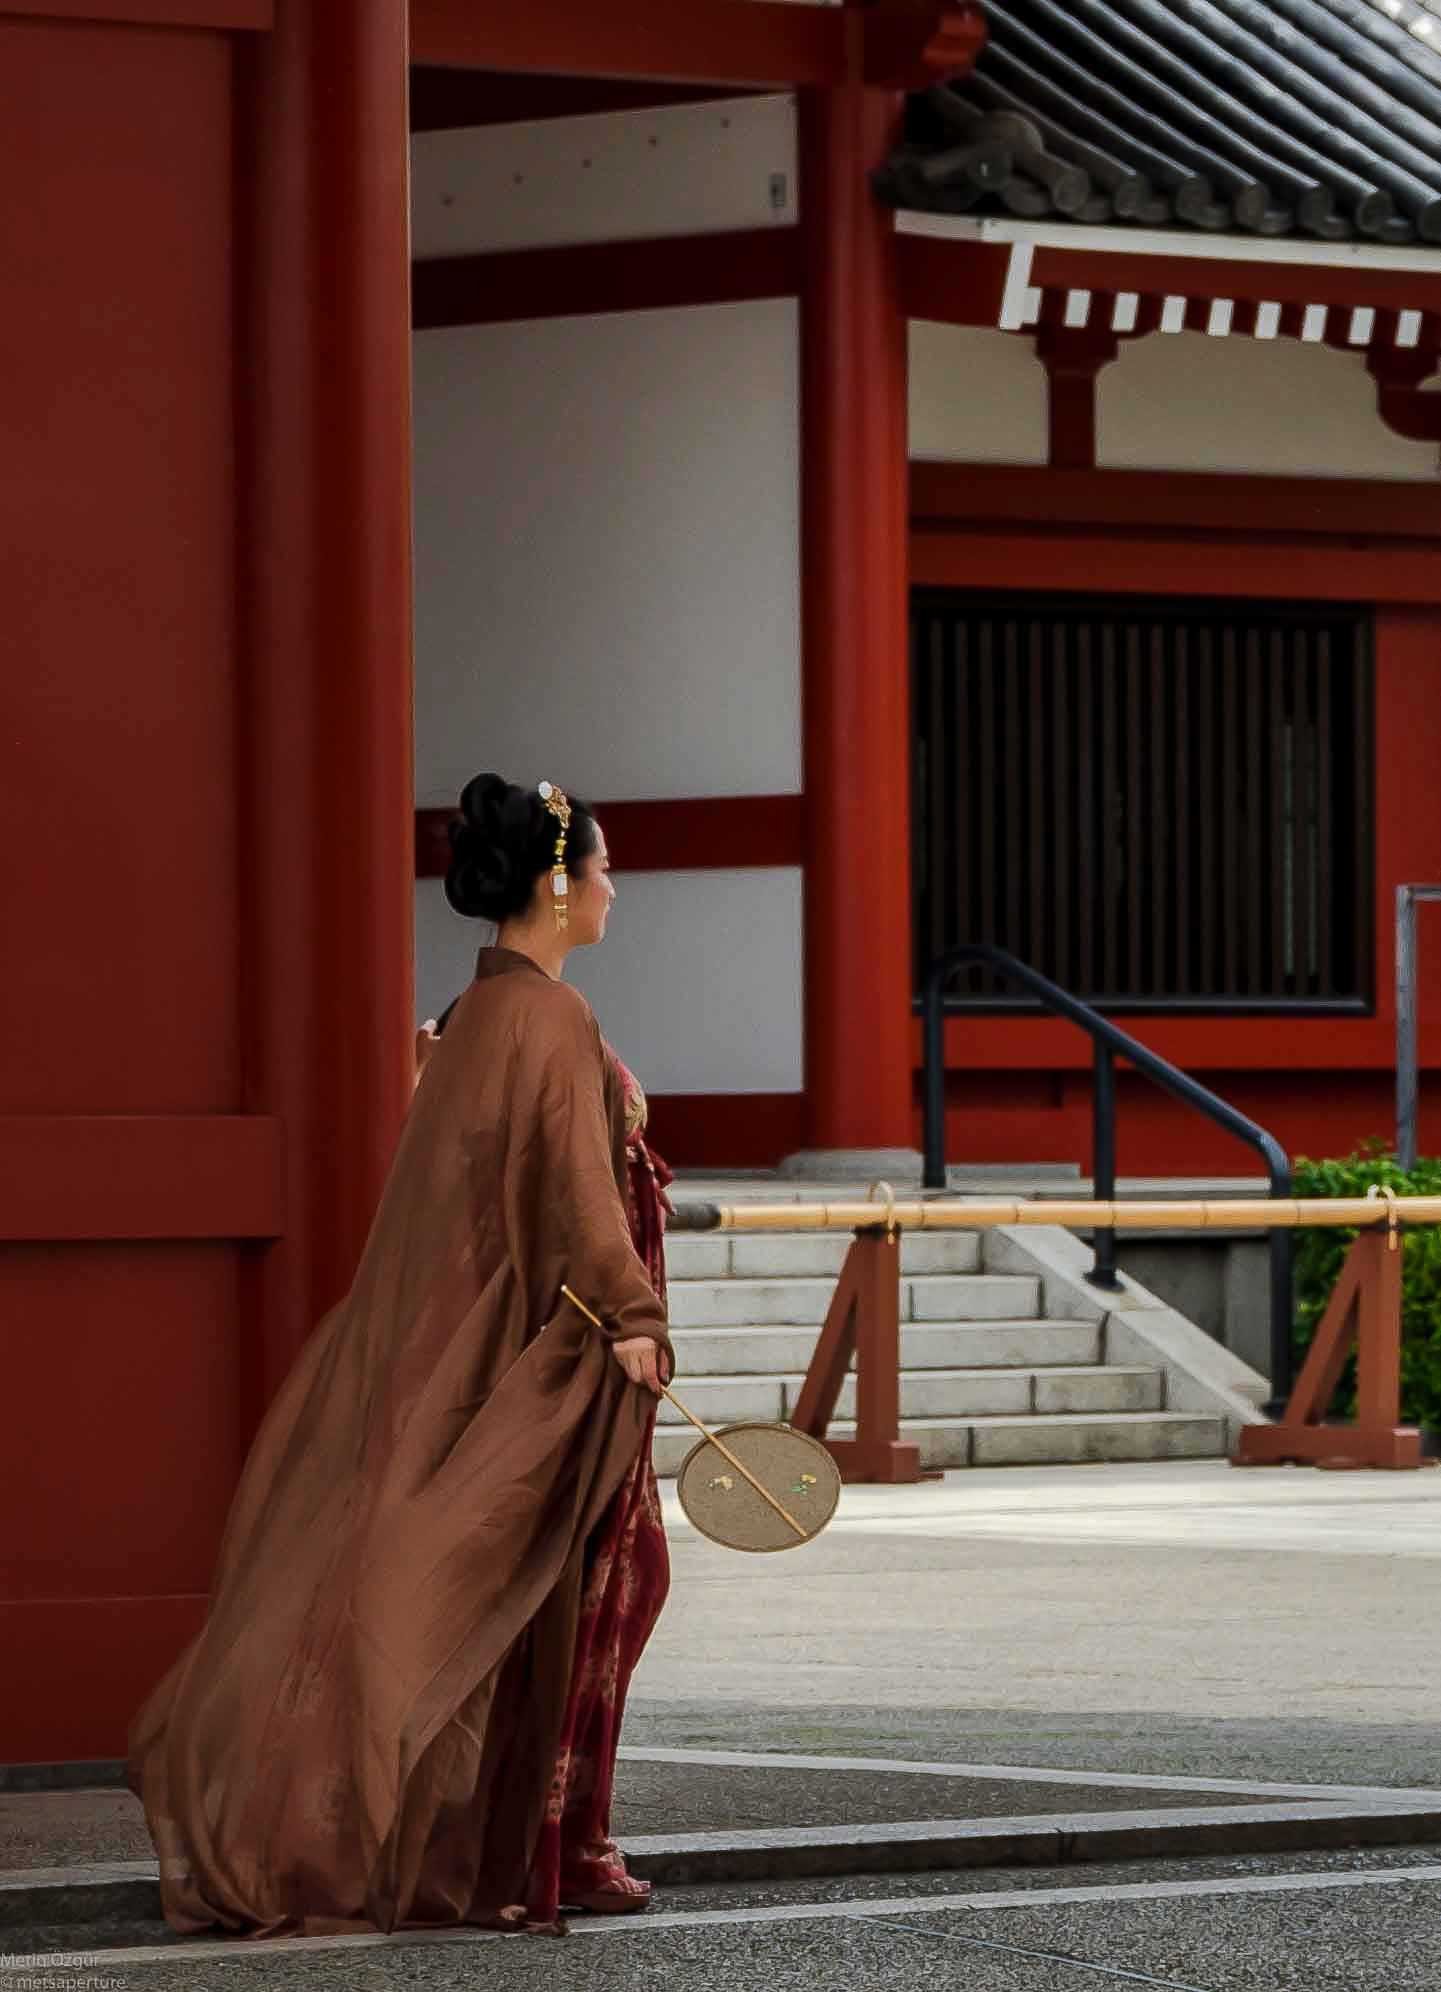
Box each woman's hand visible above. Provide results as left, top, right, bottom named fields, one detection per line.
left=414, top=1022, right=440, bottom=1089
left=612, top=1336, right=671, bottom=1394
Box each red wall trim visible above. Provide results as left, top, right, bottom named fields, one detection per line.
left=416, top=795, right=805, bottom=877
left=910, top=462, right=1441, bottom=540
left=410, top=0, right=846, bottom=86
left=1030, top=245, right=1441, bottom=319
left=0, top=1117, right=284, bottom=1240
left=915, top=1072, right=1441, bottom=1176
left=911, top=524, right=1441, bottom=605
left=0, top=1, right=271, bottom=23
left=645, top=1091, right=807, bottom=1168
left=410, top=0, right=977, bottom=90
left=409, top=71, right=745, bottom=132
left=916, top=1015, right=1406, bottom=1076
left=897, top=234, right=1441, bottom=332
left=0, top=1598, right=210, bottom=1764
left=413, top=228, right=800, bottom=330
left=416, top=809, right=453, bottom=878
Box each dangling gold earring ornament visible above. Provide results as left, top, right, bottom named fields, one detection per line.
left=537, top=781, right=572, bottom=932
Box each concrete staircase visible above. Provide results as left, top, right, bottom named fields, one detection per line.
left=657, top=1225, right=1227, bottom=1475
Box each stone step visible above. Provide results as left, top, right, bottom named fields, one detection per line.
left=1031, top=1365, right=1165, bottom=1415
left=664, top=1231, right=981, bottom=1282
left=666, top=1273, right=1042, bottom=1329
left=669, top=1320, right=1104, bottom=1375
left=653, top=1410, right=1225, bottom=1477
left=656, top=1364, right=1164, bottom=1426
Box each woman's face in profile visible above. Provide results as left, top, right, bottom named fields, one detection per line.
left=570, top=824, right=615, bottom=946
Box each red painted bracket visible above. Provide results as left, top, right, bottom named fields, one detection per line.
left=1366, top=325, right=1441, bottom=457
left=1035, top=295, right=1123, bottom=472
left=792, top=1226, right=928, bottom=1484
left=1233, top=1228, right=1431, bottom=1471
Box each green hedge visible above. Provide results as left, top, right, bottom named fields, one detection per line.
left=1293, top=1149, right=1441, bottom=1431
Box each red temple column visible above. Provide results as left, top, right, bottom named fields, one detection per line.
left=799, top=77, right=914, bottom=1152
left=241, top=0, right=415, bottom=1413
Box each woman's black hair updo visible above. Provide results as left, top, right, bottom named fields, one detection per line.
left=444, top=772, right=599, bottom=924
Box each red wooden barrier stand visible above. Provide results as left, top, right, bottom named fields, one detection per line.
left=1233, top=1214, right=1430, bottom=1470
left=791, top=1222, right=928, bottom=1483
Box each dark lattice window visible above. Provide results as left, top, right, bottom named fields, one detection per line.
left=911, top=590, right=1374, bottom=1011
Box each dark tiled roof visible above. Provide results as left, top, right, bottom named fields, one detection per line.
left=876, top=0, right=1441, bottom=243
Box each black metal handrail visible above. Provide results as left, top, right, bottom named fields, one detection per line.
left=922, top=944, right=1294, bottom=1413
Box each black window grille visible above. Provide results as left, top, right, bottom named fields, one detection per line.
left=911, top=590, right=1374, bottom=1011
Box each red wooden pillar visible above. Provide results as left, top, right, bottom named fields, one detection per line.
left=241, top=0, right=415, bottom=1415
left=799, top=73, right=914, bottom=1151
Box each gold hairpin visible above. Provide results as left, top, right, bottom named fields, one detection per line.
left=537, top=781, right=571, bottom=932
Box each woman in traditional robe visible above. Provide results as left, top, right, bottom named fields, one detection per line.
left=127, top=773, right=674, bottom=1937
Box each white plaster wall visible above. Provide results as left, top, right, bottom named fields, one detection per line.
left=411, top=71, right=805, bottom=1099
left=415, top=882, right=482, bottom=1028
left=413, top=299, right=801, bottom=807
left=1099, top=332, right=1440, bottom=480
left=412, top=93, right=797, bottom=259
left=909, top=321, right=1048, bottom=465
left=415, top=870, right=805, bottom=1095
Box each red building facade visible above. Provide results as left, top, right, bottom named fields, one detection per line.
left=3, top=0, right=1440, bottom=1764
left=0, top=0, right=969, bottom=1766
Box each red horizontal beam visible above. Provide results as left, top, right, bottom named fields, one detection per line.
left=897, top=235, right=1441, bottom=327
left=914, top=1016, right=1405, bottom=1075
left=416, top=794, right=805, bottom=876
left=410, top=0, right=982, bottom=89
left=410, top=0, right=847, bottom=86
left=913, top=1081, right=1441, bottom=1177
left=644, top=1090, right=807, bottom=1167
left=911, top=521, right=1441, bottom=605
left=409, top=71, right=744, bottom=132
left=910, top=462, right=1441, bottom=541
left=1032, top=245, right=1441, bottom=318
left=0, top=1116, right=285, bottom=1241
left=0, top=0, right=270, bottom=23
left=413, top=227, right=800, bottom=329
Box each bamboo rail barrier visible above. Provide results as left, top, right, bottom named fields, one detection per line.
left=668, top=1194, right=1441, bottom=1233
left=665, top=1190, right=1438, bottom=1480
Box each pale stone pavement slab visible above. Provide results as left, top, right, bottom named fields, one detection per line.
left=637, top=1460, right=1441, bottom=1784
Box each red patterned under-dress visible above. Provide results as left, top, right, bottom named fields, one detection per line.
left=524, top=1051, right=674, bottom=1922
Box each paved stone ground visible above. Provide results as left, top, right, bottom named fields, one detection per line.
left=5, top=1460, right=1439, bottom=1990
left=0, top=1770, right=1286, bottom=1874
left=6, top=1852, right=1441, bottom=1990
left=635, top=1459, right=1441, bottom=1788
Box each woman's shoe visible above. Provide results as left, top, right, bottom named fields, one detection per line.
left=561, top=1877, right=652, bottom=1916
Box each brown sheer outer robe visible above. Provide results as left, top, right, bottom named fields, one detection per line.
left=127, top=950, right=671, bottom=1937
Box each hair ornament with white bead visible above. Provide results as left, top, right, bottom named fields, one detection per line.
left=537, top=780, right=573, bottom=931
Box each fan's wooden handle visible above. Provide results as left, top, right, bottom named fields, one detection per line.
left=560, top=1284, right=810, bottom=1542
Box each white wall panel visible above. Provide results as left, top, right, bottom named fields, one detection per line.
left=1099, top=333, right=1440, bottom=480
left=412, top=94, right=797, bottom=259
left=909, top=321, right=1048, bottom=465
left=415, top=869, right=805, bottom=1096
left=413, top=298, right=801, bottom=808
left=415, top=881, right=486, bottom=1028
